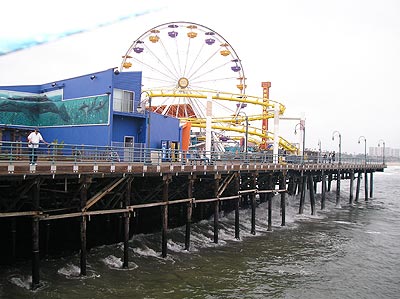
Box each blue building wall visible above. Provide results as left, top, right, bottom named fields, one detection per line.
left=112, top=114, right=145, bottom=144
left=0, top=68, right=181, bottom=150
left=149, top=113, right=180, bottom=148
left=40, top=126, right=110, bottom=146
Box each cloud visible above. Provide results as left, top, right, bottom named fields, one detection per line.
left=0, top=0, right=165, bottom=55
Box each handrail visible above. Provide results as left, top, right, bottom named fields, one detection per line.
left=0, top=141, right=387, bottom=167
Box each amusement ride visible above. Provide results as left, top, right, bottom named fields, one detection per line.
left=120, top=21, right=298, bottom=153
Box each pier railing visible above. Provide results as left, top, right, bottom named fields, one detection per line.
left=0, top=141, right=384, bottom=167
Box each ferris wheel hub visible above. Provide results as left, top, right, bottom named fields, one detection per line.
left=178, top=77, right=189, bottom=89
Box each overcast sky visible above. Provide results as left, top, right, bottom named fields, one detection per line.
left=1, top=0, right=399, bottom=154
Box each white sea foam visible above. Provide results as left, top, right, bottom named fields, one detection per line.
left=57, top=263, right=100, bottom=279
left=57, top=263, right=80, bottom=278
left=167, top=239, right=186, bottom=253
left=133, top=245, right=160, bottom=258
left=102, top=255, right=123, bottom=268
left=9, top=275, right=31, bottom=290
left=102, top=255, right=138, bottom=270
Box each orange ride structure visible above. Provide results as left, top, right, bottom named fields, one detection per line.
left=120, top=21, right=298, bottom=153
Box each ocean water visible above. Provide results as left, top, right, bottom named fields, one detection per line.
left=1, top=166, right=399, bottom=299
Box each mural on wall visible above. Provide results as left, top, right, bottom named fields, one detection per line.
left=0, top=90, right=109, bottom=126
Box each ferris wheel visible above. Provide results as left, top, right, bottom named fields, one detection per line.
left=120, top=21, right=298, bottom=153
left=120, top=21, right=248, bottom=119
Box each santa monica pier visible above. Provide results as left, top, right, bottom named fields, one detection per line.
left=0, top=22, right=385, bottom=289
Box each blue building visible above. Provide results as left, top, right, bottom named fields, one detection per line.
left=0, top=68, right=180, bottom=151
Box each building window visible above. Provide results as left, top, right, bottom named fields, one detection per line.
left=113, top=89, right=134, bottom=113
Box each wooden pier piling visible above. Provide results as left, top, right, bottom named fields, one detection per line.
left=31, top=216, right=40, bottom=290
left=251, top=174, right=257, bottom=235
left=267, top=175, right=273, bottom=231
left=369, top=172, right=374, bottom=198
left=336, top=170, right=341, bottom=207
left=349, top=171, right=355, bottom=204
left=161, top=176, right=169, bottom=258
left=327, top=173, right=332, bottom=192
left=31, top=179, right=40, bottom=290
left=185, top=176, right=194, bottom=250
left=80, top=178, right=88, bottom=276
left=213, top=175, right=220, bottom=243
left=234, top=173, right=240, bottom=240
left=308, top=175, right=316, bottom=215
left=355, top=172, right=361, bottom=202
left=364, top=170, right=369, bottom=201
left=299, top=174, right=306, bottom=214
left=321, top=171, right=326, bottom=210
left=123, top=177, right=132, bottom=268
left=280, top=175, right=286, bottom=226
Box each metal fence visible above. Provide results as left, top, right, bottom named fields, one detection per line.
left=0, top=141, right=383, bottom=166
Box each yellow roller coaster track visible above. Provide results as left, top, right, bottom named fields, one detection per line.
left=142, top=89, right=298, bottom=153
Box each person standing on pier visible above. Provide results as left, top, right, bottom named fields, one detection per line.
left=27, top=127, right=48, bottom=165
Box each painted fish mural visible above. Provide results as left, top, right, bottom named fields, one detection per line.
left=0, top=93, right=109, bottom=127
left=0, top=96, right=70, bottom=122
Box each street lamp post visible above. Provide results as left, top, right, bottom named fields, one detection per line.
left=332, top=130, right=342, bottom=164
left=294, top=121, right=305, bottom=164
left=378, top=139, right=385, bottom=165
left=358, top=136, right=367, bottom=165
left=332, top=131, right=342, bottom=207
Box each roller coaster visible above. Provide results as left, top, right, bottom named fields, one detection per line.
left=120, top=21, right=298, bottom=153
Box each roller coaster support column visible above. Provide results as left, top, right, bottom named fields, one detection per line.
left=273, top=104, right=280, bottom=163
left=205, top=93, right=212, bottom=159
left=261, top=82, right=271, bottom=149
